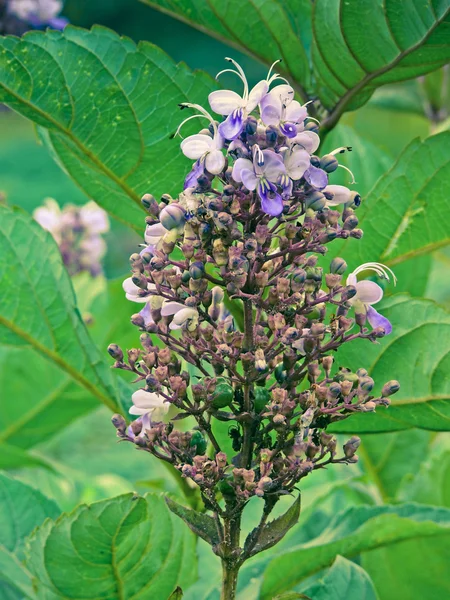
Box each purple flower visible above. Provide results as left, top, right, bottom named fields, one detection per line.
left=304, top=165, right=328, bottom=190
left=260, top=84, right=308, bottom=138
left=232, top=146, right=286, bottom=216
left=209, top=58, right=286, bottom=140
left=347, top=263, right=397, bottom=334
left=279, top=147, right=311, bottom=198
left=9, top=0, right=67, bottom=30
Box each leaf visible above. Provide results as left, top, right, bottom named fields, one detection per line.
left=244, top=494, right=301, bottom=558
left=313, top=0, right=450, bottom=126
left=303, top=555, right=377, bottom=600
left=0, top=546, right=35, bottom=600
left=0, top=473, right=60, bottom=558
left=168, top=587, right=184, bottom=600
left=0, top=205, right=126, bottom=418
left=26, top=493, right=197, bottom=599
left=260, top=503, right=450, bottom=599
left=141, top=0, right=312, bottom=91
left=358, top=429, right=431, bottom=502
left=0, top=442, right=54, bottom=471
left=165, top=496, right=221, bottom=546
left=329, top=295, right=450, bottom=433
left=0, top=25, right=215, bottom=232
left=331, top=131, right=450, bottom=270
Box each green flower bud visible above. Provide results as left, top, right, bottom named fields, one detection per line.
left=254, top=388, right=270, bottom=412
left=190, top=431, right=207, bottom=455
left=212, top=378, right=234, bottom=408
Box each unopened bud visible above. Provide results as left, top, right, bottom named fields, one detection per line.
left=330, top=257, right=347, bottom=275
left=108, top=344, right=123, bottom=361
left=343, top=436, right=360, bottom=459
left=159, top=203, right=186, bottom=230
left=382, top=380, right=400, bottom=397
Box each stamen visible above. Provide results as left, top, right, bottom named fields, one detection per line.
left=253, top=144, right=264, bottom=166
left=352, top=262, right=397, bottom=285
left=173, top=103, right=218, bottom=138
left=266, top=59, right=282, bottom=82
left=330, top=146, right=352, bottom=156
left=224, top=57, right=249, bottom=100
left=338, top=164, right=356, bottom=184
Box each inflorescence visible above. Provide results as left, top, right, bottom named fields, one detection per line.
left=110, top=59, right=400, bottom=510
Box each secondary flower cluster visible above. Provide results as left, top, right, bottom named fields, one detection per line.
left=34, top=199, right=109, bottom=276
left=0, top=0, right=67, bottom=35
left=111, top=59, right=400, bottom=508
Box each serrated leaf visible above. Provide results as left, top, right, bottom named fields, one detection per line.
left=0, top=26, right=215, bottom=232
left=260, top=503, right=450, bottom=599
left=141, top=0, right=312, bottom=90
left=303, top=555, right=377, bottom=600
left=0, top=205, right=127, bottom=421
left=26, top=493, right=197, bottom=599
left=244, top=494, right=301, bottom=558
left=0, top=473, right=60, bottom=558
left=313, top=0, right=450, bottom=124
left=329, top=295, right=450, bottom=433
left=166, top=496, right=221, bottom=547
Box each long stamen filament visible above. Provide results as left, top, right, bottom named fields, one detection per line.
left=353, top=262, right=397, bottom=285
left=225, top=57, right=249, bottom=100
left=175, top=103, right=218, bottom=137
left=338, top=164, right=356, bottom=184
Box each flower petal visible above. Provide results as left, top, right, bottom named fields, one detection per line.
left=291, top=131, right=320, bottom=154
left=285, top=100, right=307, bottom=124
left=260, top=103, right=281, bottom=126
left=355, top=280, right=384, bottom=305
left=258, top=181, right=284, bottom=216
left=129, top=406, right=150, bottom=416
left=184, top=159, right=204, bottom=189
left=209, top=90, right=243, bottom=115
left=145, top=223, right=167, bottom=245
left=180, top=134, right=214, bottom=159
left=284, top=148, right=310, bottom=180
left=323, top=184, right=352, bottom=206
left=205, top=149, right=226, bottom=174
left=218, top=109, right=244, bottom=140
left=241, top=168, right=258, bottom=191
left=139, top=303, right=154, bottom=326
left=304, top=165, right=328, bottom=190
left=367, top=306, right=392, bottom=335
left=247, top=80, right=269, bottom=112
left=132, top=389, right=164, bottom=409
left=232, top=157, right=254, bottom=183
left=262, top=149, right=286, bottom=182
left=161, top=301, right=185, bottom=316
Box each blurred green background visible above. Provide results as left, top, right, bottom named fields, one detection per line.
left=0, top=0, right=449, bottom=574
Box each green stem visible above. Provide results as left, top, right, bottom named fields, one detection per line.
left=240, top=299, right=254, bottom=468
left=220, top=561, right=239, bottom=600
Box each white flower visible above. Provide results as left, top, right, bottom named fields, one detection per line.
left=347, top=262, right=397, bottom=334
left=9, top=0, right=62, bottom=20
left=288, top=130, right=320, bottom=154
left=33, top=198, right=62, bottom=238
left=208, top=58, right=286, bottom=140
left=144, top=222, right=168, bottom=245
left=260, top=84, right=308, bottom=137
left=79, top=201, right=109, bottom=234
left=323, top=185, right=356, bottom=206
left=129, top=390, right=169, bottom=430
left=161, top=302, right=199, bottom=331
left=122, top=277, right=155, bottom=303
left=176, top=104, right=226, bottom=175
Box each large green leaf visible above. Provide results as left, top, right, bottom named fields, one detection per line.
left=260, top=503, right=450, bottom=599
left=141, top=0, right=312, bottom=92
left=0, top=25, right=214, bottom=232
left=26, top=493, right=197, bottom=599
left=303, top=555, right=378, bottom=600
left=0, top=546, right=35, bottom=600
left=330, top=295, right=450, bottom=433
left=0, top=205, right=125, bottom=420
left=331, top=131, right=450, bottom=270
left=314, top=0, right=450, bottom=128
left=0, top=473, right=60, bottom=558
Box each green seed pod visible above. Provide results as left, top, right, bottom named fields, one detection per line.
left=274, top=364, right=287, bottom=383
left=218, top=478, right=235, bottom=497
left=212, top=378, right=234, bottom=408
left=190, top=431, right=207, bottom=455
left=254, top=388, right=270, bottom=412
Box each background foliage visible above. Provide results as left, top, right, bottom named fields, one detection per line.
left=0, top=0, right=449, bottom=598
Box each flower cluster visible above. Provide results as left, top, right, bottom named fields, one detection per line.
left=0, top=0, right=66, bottom=35
left=110, top=59, right=400, bottom=510
left=33, top=199, right=109, bottom=276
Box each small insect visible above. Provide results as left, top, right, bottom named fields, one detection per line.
left=228, top=424, right=243, bottom=452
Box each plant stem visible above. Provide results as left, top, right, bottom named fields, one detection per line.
left=221, top=561, right=239, bottom=600
left=240, top=299, right=254, bottom=468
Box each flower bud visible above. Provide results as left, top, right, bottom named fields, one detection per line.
left=108, top=344, right=123, bottom=362
left=189, top=261, right=205, bottom=280
left=159, top=203, right=186, bottom=230
left=305, top=191, right=326, bottom=211
left=111, top=414, right=126, bottom=433
left=320, top=154, right=339, bottom=172
left=343, top=214, right=359, bottom=231
left=343, top=436, right=360, bottom=459
left=330, top=257, right=347, bottom=275
left=216, top=452, right=228, bottom=469
left=141, top=193, right=159, bottom=215
left=382, top=380, right=401, bottom=397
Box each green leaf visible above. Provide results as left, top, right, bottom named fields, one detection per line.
left=0, top=25, right=214, bottom=232
left=0, top=205, right=126, bottom=418
left=141, top=0, right=312, bottom=91
left=0, top=473, right=60, bottom=558
left=331, top=131, right=450, bottom=270
left=260, top=503, right=450, bottom=599
left=26, top=493, right=197, bottom=599
left=0, top=546, right=35, bottom=600
left=303, top=555, right=377, bottom=600
left=165, top=496, right=221, bottom=547
left=0, top=442, right=54, bottom=471
left=314, top=0, right=450, bottom=126
left=358, top=429, right=431, bottom=502
left=329, top=295, right=450, bottom=433
left=244, top=495, right=301, bottom=558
